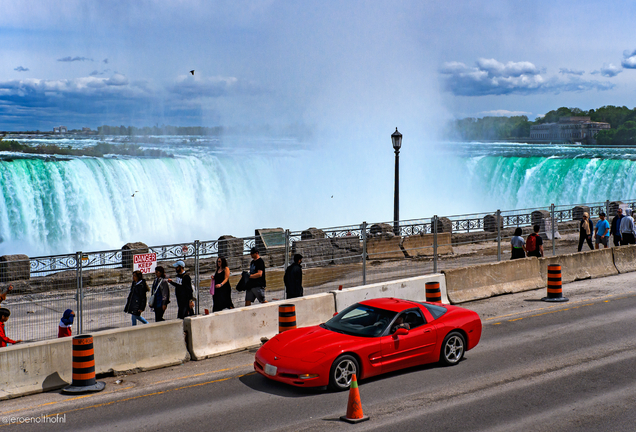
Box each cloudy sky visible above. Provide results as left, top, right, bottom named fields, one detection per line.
left=2, top=0, right=636, bottom=134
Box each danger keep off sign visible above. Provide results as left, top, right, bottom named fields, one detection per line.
left=133, top=253, right=157, bottom=274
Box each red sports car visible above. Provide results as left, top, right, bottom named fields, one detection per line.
left=254, top=297, right=482, bottom=391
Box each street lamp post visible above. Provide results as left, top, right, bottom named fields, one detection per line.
left=391, top=127, right=402, bottom=235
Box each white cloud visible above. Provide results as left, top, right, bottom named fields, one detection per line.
left=622, top=50, right=636, bottom=69
left=479, top=109, right=532, bottom=117
left=559, top=68, right=584, bottom=75
left=440, top=58, right=615, bottom=96
left=57, top=56, right=93, bottom=62
left=591, top=63, right=622, bottom=77
left=14, top=66, right=29, bottom=72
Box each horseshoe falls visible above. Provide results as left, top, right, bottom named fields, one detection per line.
left=2, top=140, right=636, bottom=256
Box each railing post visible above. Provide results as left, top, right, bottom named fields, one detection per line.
left=496, top=210, right=501, bottom=262
left=433, top=215, right=438, bottom=273
left=284, top=229, right=290, bottom=300
left=605, top=199, right=610, bottom=216
left=361, top=221, right=367, bottom=285
left=76, top=251, right=83, bottom=335
left=551, top=203, right=556, bottom=256
left=194, top=240, right=200, bottom=315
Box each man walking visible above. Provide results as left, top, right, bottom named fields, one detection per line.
left=620, top=209, right=636, bottom=245
left=595, top=212, right=610, bottom=249
left=168, top=260, right=193, bottom=319
left=245, top=247, right=267, bottom=306
left=611, top=208, right=624, bottom=247
left=525, top=225, right=544, bottom=258
left=284, top=254, right=304, bottom=299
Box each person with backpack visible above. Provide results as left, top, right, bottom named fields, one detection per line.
left=526, top=225, right=544, bottom=258
left=284, top=254, right=304, bottom=299
left=150, top=266, right=170, bottom=322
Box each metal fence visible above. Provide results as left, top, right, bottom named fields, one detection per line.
left=2, top=198, right=634, bottom=343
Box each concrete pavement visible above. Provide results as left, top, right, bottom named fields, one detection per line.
left=3, top=271, right=636, bottom=431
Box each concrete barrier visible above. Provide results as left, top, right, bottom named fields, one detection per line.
left=92, top=321, right=190, bottom=375
left=0, top=338, right=72, bottom=400
left=332, top=274, right=448, bottom=312
left=443, top=258, right=543, bottom=304
left=539, top=248, right=618, bottom=284
left=185, top=293, right=336, bottom=361
left=402, top=233, right=453, bottom=257
left=613, top=245, right=636, bottom=274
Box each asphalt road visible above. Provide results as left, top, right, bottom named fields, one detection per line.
left=3, top=272, right=636, bottom=432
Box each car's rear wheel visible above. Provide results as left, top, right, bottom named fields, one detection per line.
left=329, top=354, right=359, bottom=391
left=440, top=331, right=465, bottom=366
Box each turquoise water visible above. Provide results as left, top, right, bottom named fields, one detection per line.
left=1, top=139, right=634, bottom=255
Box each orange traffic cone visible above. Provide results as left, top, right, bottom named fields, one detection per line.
left=340, top=374, right=369, bottom=424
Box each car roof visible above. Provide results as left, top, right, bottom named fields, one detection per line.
left=358, top=297, right=420, bottom=312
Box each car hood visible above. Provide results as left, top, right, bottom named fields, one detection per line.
left=264, top=325, right=361, bottom=360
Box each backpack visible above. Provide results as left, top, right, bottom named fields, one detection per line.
left=235, top=271, right=250, bottom=292
left=526, top=233, right=537, bottom=253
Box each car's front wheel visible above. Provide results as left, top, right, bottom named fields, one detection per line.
left=329, top=354, right=359, bottom=391
left=440, top=331, right=465, bottom=366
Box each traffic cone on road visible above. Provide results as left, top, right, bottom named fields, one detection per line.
left=340, top=374, right=369, bottom=424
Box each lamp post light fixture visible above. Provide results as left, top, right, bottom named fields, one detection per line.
left=391, top=127, right=402, bottom=235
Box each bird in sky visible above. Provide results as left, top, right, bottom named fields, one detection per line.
left=131, top=191, right=139, bottom=197
left=190, top=70, right=195, bottom=75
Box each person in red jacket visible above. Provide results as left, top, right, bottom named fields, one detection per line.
left=58, top=309, right=75, bottom=338
left=0, top=307, right=22, bottom=347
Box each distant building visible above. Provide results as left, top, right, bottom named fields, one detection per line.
left=53, top=126, right=68, bottom=134
left=530, top=117, right=610, bottom=144
left=82, top=127, right=91, bottom=133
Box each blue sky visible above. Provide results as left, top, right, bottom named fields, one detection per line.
left=2, top=0, right=636, bottom=134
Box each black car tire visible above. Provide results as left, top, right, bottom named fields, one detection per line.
left=329, top=354, right=359, bottom=392
left=440, top=331, right=466, bottom=366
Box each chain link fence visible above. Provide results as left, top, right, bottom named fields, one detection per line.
left=2, top=198, right=634, bottom=343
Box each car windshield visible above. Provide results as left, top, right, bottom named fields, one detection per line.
left=323, top=304, right=397, bottom=337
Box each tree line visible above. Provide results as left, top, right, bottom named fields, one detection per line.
left=447, top=105, right=636, bottom=145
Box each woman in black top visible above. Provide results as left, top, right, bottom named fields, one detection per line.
left=124, top=270, right=149, bottom=325
left=212, top=257, right=234, bottom=312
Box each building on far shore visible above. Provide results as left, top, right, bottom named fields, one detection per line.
left=530, top=117, right=610, bottom=144
left=53, top=126, right=68, bottom=134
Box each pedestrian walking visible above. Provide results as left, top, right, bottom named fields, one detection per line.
left=58, top=309, right=75, bottom=338
left=284, top=254, right=304, bottom=299
left=620, top=208, right=636, bottom=245
left=150, top=266, right=170, bottom=322
left=168, top=260, right=193, bottom=319
left=510, top=228, right=526, bottom=260
left=212, top=257, right=234, bottom=312
left=245, top=247, right=267, bottom=306
left=0, top=284, right=13, bottom=305
left=595, top=212, right=610, bottom=249
left=611, top=208, right=624, bottom=247
left=0, top=307, right=22, bottom=347
left=124, top=270, right=149, bottom=326
left=525, top=225, right=544, bottom=258
left=578, top=212, right=594, bottom=251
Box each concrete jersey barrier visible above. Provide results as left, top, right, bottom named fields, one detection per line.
left=539, top=248, right=618, bottom=284
left=0, top=338, right=72, bottom=400
left=612, top=245, right=636, bottom=274
left=92, top=321, right=190, bottom=375
left=443, top=257, right=543, bottom=304
left=332, top=274, right=448, bottom=312
left=185, top=293, right=336, bottom=361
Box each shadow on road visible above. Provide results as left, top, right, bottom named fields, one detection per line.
left=239, top=373, right=326, bottom=397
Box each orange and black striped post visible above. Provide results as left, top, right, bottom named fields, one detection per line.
left=278, top=304, right=297, bottom=333
left=542, top=264, right=569, bottom=302
left=425, top=282, right=442, bottom=303
left=62, top=335, right=105, bottom=394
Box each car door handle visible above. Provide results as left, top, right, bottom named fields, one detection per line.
left=424, top=329, right=432, bottom=333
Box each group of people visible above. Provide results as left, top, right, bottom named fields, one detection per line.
left=510, top=225, right=545, bottom=259
left=578, top=209, right=636, bottom=252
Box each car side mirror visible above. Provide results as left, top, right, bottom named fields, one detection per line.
left=394, top=327, right=409, bottom=336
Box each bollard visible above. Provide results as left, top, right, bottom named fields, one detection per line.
left=62, top=335, right=105, bottom=394
left=541, top=264, right=569, bottom=302
left=278, top=304, right=297, bottom=333
left=425, top=281, right=442, bottom=303
left=338, top=285, right=343, bottom=291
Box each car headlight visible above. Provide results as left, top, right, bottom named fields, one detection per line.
left=301, top=351, right=327, bottom=363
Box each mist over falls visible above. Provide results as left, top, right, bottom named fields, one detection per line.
left=1, top=142, right=636, bottom=256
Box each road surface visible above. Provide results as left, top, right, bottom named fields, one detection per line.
left=2, top=271, right=636, bottom=431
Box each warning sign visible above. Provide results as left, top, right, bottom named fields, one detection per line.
left=133, top=253, right=157, bottom=274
